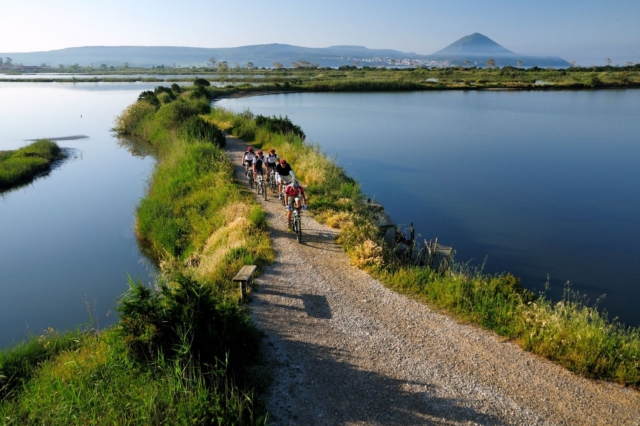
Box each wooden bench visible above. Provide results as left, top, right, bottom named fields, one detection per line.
left=232, top=265, right=257, bottom=299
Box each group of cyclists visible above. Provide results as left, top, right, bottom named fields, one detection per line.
left=242, top=146, right=307, bottom=230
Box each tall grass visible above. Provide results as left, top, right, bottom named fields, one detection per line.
left=0, top=329, right=265, bottom=425
left=211, top=107, right=640, bottom=387
left=0, top=140, right=65, bottom=188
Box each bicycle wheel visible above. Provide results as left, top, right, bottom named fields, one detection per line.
left=262, top=180, right=268, bottom=201
left=248, top=171, right=254, bottom=189
left=270, top=173, right=277, bottom=193
left=255, top=177, right=261, bottom=194
left=294, top=214, right=302, bottom=243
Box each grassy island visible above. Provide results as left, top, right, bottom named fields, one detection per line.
left=0, top=139, right=65, bottom=189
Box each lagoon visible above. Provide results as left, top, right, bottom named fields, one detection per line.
left=0, top=82, right=158, bottom=347
left=217, top=90, right=640, bottom=326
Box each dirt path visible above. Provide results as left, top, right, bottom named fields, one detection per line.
left=226, top=135, right=640, bottom=425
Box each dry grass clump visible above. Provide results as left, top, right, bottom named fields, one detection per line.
left=350, top=240, right=384, bottom=269
left=325, top=211, right=354, bottom=229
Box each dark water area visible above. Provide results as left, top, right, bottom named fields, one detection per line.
left=0, top=82, right=159, bottom=347
left=217, top=90, right=640, bottom=326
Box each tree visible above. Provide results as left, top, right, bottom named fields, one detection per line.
left=123, top=62, right=129, bottom=68
left=516, top=60, right=522, bottom=68
left=246, top=62, right=254, bottom=69
left=569, top=60, right=577, bottom=67
left=5, top=57, right=12, bottom=66
left=273, top=61, right=283, bottom=69
left=100, top=63, right=107, bottom=70
left=485, top=58, right=496, bottom=68
left=0, top=58, right=3, bottom=67
left=606, top=58, right=612, bottom=66
left=626, top=61, right=634, bottom=67
left=291, top=61, right=300, bottom=69
left=234, top=62, right=241, bottom=70
left=464, top=59, right=470, bottom=67
left=217, top=61, right=228, bottom=71
left=208, top=57, right=216, bottom=69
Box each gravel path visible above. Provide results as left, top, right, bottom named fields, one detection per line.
left=226, top=135, right=640, bottom=425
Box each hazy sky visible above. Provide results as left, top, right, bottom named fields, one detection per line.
left=2, top=0, right=639, bottom=65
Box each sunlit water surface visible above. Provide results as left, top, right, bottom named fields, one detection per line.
left=1, top=82, right=159, bottom=347
left=217, top=90, right=640, bottom=326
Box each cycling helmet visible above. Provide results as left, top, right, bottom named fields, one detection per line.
left=280, top=159, right=287, bottom=165
left=257, top=150, right=263, bottom=155
left=292, top=180, right=300, bottom=189
left=247, top=146, right=254, bottom=152
left=269, top=148, right=276, bottom=153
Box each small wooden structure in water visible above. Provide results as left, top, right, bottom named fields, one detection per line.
left=365, top=199, right=454, bottom=272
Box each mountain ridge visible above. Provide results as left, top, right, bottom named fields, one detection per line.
left=0, top=34, right=568, bottom=68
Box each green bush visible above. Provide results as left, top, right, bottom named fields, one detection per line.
left=154, top=100, right=202, bottom=130
left=179, top=116, right=226, bottom=148
left=137, top=90, right=160, bottom=108
left=193, top=78, right=211, bottom=87
left=117, top=276, right=261, bottom=377
left=254, top=115, right=306, bottom=140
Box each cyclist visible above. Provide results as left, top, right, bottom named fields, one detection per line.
left=276, top=159, right=295, bottom=199
left=242, top=146, right=256, bottom=176
left=284, top=179, right=307, bottom=230
left=252, top=150, right=265, bottom=179
left=265, top=148, right=279, bottom=174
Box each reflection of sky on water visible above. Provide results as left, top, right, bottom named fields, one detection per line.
left=218, top=90, right=640, bottom=326
left=0, top=83, right=157, bottom=347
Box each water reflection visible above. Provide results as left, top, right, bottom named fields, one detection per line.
left=1, top=82, right=159, bottom=347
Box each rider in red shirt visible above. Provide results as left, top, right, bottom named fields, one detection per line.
left=284, top=180, right=307, bottom=229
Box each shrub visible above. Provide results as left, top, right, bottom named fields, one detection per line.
left=190, top=85, right=212, bottom=101
left=193, top=78, right=211, bottom=87
left=117, top=276, right=261, bottom=376
left=137, top=90, right=160, bottom=108
left=179, top=116, right=226, bottom=147
left=154, top=100, right=202, bottom=130
left=114, top=101, right=157, bottom=134
left=254, top=115, right=306, bottom=140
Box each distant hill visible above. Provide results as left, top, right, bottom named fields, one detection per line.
left=0, top=44, right=416, bottom=69
left=426, top=33, right=569, bottom=68
left=0, top=34, right=569, bottom=69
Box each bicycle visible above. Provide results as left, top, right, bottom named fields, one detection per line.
left=268, top=169, right=278, bottom=193
left=255, top=173, right=267, bottom=200
left=291, top=205, right=302, bottom=243
left=247, top=169, right=254, bottom=189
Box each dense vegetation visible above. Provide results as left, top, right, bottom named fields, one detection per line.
left=1, top=84, right=273, bottom=424
left=3, top=64, right=640, bottom=90
left=0, top=139, right=65, bottom=189
left=208, top=107, right=640, bottom=388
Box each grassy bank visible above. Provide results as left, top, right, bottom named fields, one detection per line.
left=1, top=84, right=274, bottom=424
left=5, top=65, right=640, bottom=90
left=209, top=107, right=640, bottom=388
left=0, top=139, right=65, bottom=189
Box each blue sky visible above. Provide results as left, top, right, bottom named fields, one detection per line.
left=2, top=0, right=639, bottom=65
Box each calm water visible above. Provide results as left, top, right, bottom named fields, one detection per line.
left=0, top=73, right=266, bottom=80
left=0, top=82, right=158, bottom=347
left=217, top=90, right=640, bottom=326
